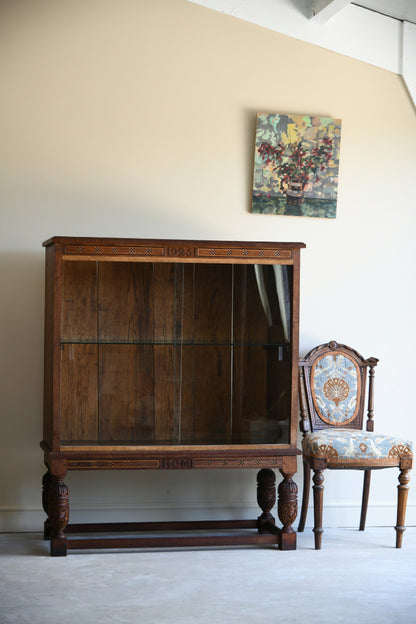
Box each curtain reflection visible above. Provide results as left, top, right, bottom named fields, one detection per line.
left=254, top=265, right=291, bottom=342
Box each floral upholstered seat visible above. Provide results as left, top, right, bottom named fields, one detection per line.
left=298, top=341, right=413, bottom=550
left=303, top=429, right=413, bottom=466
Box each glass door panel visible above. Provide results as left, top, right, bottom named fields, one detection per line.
left=60, top=260, right=293, bottom=446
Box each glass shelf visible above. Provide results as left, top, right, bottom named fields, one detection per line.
left=61, top=339, right=288, bottom=347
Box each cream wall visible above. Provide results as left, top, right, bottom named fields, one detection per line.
left=1, top=0, right=415, bottom=532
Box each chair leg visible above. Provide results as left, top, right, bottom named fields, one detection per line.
left=359, top=469, right=371, bottom=531
left=395, top=469, right=410, bottom=548
left=298, top=462, right=310, bottom=532
left=312, top=469, right=324, bottom=549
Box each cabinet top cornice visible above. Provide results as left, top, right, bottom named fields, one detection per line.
left=43, top=237, right=305, bottom=262
left=43, top=236, right=306, bottom=249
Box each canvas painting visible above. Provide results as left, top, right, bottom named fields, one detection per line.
left=252, top=113, right=342, bottom=218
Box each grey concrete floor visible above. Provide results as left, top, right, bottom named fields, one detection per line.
left=0, top=527, right=415, bottom=624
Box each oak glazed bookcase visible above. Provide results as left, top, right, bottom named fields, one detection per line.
left=41, top=237, right=305, bottom=555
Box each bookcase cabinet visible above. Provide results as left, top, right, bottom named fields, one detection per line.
left=41, top=237, right=305, bottom=555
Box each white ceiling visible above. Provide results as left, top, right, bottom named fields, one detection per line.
left=353, top=1, right=416, bottom=24
left=309, top=0, right=416, bottom=24
left=188, top=0, right=416, bottom=107
left=304, top=2, right=416, bottom=107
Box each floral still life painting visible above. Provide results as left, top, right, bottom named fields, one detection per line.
left=252, top=113, right=342, bottom=218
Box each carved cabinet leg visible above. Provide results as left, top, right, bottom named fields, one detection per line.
left=395, top=468, right=410, bottom=548
left=278, top=468, right=298, bottom=550
left=42, top=470, right=52, bottom=540
left=48, top=473, right=69, bottom=556
left=257, top=469, right=276, bottom=533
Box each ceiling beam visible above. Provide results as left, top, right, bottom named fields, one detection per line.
left=309, top=0, right=351, bottom=24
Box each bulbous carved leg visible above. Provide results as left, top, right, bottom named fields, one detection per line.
left=257, top=469, right=276, bottom=533
left=278, top=469, right=298, bottom=550
left=395, top=469, right=410, bottom=548
left=42, top=470, right=52, bottom=539
left=49, top=475, right=69, bottom=556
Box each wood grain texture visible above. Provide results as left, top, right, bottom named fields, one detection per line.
left=43, top=244, right=56, bottom=447
left=62, top=261, right=97, bottom=341
left=99, top=345, right=155, bottom=442
left=60, top=344, right=98, bottom=441
left=98, top=262, right=154, bottom=342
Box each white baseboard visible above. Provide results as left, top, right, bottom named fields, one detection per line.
left=1, top=503, right=415, bottom=533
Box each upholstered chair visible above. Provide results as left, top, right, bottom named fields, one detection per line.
left=298, top=341, right=413, bottom=549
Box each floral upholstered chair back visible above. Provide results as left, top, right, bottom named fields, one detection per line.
left=300, top=341, right=376, bottom=433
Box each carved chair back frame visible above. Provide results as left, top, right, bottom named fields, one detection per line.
left=299, top=341, right=378, bottom=434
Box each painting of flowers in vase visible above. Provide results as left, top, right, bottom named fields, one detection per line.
left=252, top=113, right=342, bottom=218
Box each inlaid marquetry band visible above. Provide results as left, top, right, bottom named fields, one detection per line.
left=63, top=244, right=291, bottom=260
left=64, top=245, right=165, bottom=257
left=66, top=457, right=282, bottom=470
left=67, top=459, right=160, bottom=469
left=197, top=248, right=291, bottom=259
left=193, top=458, right=282, bottom=469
